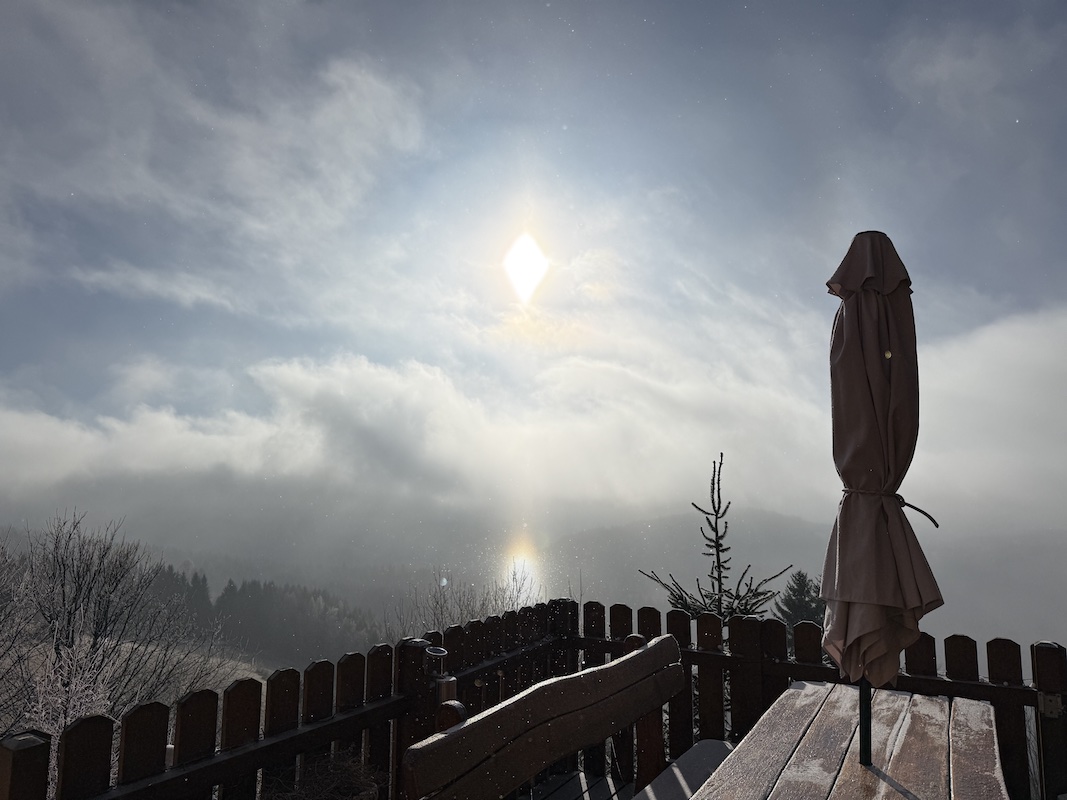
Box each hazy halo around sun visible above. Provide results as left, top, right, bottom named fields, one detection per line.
left=504, top=233, right=548, bottom=303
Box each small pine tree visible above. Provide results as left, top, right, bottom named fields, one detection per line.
left=641, top=453, right=790, bottom=620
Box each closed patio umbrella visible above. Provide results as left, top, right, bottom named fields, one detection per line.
left=820, top=231, right=943, bottom=762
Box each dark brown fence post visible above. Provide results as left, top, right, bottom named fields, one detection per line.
left=944, top=635, right=979, bottom=682
left=336, top=651, right=367, bottom=756
left=174, top=689, right=219, bottom=800
left=582, top=601, right=608, bottom=778
left=905, top=632, right=938, bottom=677
left=395, top=639, right=435, bottom=793
left=792, top=621, right=823, bottom=666
left=263, top=668, right=300, bottom=790
left=500, top=614, right=523, bottom=700
left=628, top=633, right=666, bottom=793
left=583, top=601, right=606, bottom=645
left=609, top=604, right=633, bottom=641
left=219, top=678, right=263, bottom=800
left=1032, top=641, right=1067, bottom=799
left=986, top=638, right=1028, bottom=800
left=302, top=658, right=336, bottom=774
left=609, top=604, right=634, bottom=782
left=637, top=606, right=662, bottom=641
left=484, top=615, right=506, bottom=707
left=548, top=599, right=579, bottom=775
left=465, top=620, right=488, bottom=714
left=667, top=609, right=694, bottom=759
left=0, top=730, right=50, bottom=800
left=118, top=702, right=169, bottom=786
left=760, top=618, right=789, bottom=706
left=728, top=616, right=762, bottom=741
left=366, top=643, right=395, bottom=799
left=56, top=715, right=114, bottom=800
left=697, top=613, right=725, bottom=741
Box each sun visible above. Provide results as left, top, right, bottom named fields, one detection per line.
left=503, top=233, right=548, bottom=303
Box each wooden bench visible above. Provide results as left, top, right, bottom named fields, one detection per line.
left=689, top=681, right=1011, bottom=799
left=400, top=634, right=731, bottom=800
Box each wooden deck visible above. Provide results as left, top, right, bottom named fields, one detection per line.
left=690, top=681, right=1011, bottom=799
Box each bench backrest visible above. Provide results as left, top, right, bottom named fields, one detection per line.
left=400, top=634, right=684, bottom=800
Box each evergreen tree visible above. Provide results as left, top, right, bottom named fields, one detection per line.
left=772, top=570, right=825, bottom=635
left=641, top=453, right=790, bottom=620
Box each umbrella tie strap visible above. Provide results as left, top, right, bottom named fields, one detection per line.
left=842, top=489, right=940, bottom=528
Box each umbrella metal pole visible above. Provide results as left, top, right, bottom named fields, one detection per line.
left=859, top=677, right=872, bottom=766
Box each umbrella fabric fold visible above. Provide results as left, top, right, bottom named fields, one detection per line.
left=821, top=231, right=943, bottom=689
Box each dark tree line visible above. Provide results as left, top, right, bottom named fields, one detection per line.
left=213, top=578, right=381, bottom=669
left=148, top=566, right=383, bottom=669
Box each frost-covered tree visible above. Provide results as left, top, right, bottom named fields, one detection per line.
left=1, top=512, right=238, bottom=739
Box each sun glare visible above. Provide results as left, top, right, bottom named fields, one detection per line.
left=503, top=233, right=548, bottom=303
left=503, top=536, right=539, bottom=587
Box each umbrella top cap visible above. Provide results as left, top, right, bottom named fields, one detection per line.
left=827, top=231, right=912, bottom=300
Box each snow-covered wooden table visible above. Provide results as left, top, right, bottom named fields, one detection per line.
left=689, top=681, right=1010, bottom=799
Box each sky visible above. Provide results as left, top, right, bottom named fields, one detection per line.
left=1, top=1, right=1065, bottom=637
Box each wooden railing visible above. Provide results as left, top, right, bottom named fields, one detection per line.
left=1, top=599, right=1065, bottom=800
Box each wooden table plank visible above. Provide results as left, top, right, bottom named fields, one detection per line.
left=768, top=684, right=860, bottom=800
left=949, top=698, right=1010, bottom=800
left=690, top=682, right=833, bottom=800
left=826, top=689, right=910, bottom=800
left=883, top=694, right=950, bottom=798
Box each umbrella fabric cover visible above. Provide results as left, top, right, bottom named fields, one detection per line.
left=821, top=231, right=943, bottom=688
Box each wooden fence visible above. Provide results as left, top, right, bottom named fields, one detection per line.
left=1, top=599, right=1065, bottom=800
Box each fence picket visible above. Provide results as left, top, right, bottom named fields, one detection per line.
left=443, top=624, right=466, bottom=675
left=792, top=620, right=823, bottom=664
left=608, top=604, right=634, bottom=781
left=174, top=689, right=219, bottom=800
left=666, top=610, right=694, bottom=759
left=549, top=600, right=580, bottom=774
left=337, top=652, right=367, bottom=712
left=263, top=668, right=300, bottom=790
left=945, top=634, right=980, bottom=682
left=583, top=601, right=606, bottom=640
left=465, top=620, right=488, bottom=714
left=394, top=639, right=434, bottom=792
left=117, top=701, right=169, bottom=785
left=499, top=613, right=521, bottom=700
left=609, top=604, right=633, bottom=640
left=56, top=716, right=113, bottom=800
left=728, top=616, right=762, bottom=740
left=696, top=613, right=725, bottom=741
left=581, top=601, right=608, bottom=778
left=1032, top=641, right=1067, bottom=799
left=760, top=618, right=790, bottom=707
left=366, top=643, right=394, bottom=798
left=220, top=679, right=262, bottom=800
left=0, top=730, right=50, bottom=800
left=986, top=638, right=1028, bottom=800
left=905, top=632, right=937, bottom=677
left=638, top=607, right=662, bottom=640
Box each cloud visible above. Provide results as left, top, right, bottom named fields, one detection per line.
left=0, top=278, right=840, bottom=546
left=1, top=1, right=425, bottom=318
left=911, top=305, right=1067, bottom=533
left=886, top=17, right=1060, bottom=127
